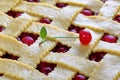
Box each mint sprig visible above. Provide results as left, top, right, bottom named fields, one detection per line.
left=39, top=27, right=78, bottom=45
left=40, top=27, right=47, bottom=39
left=39, top=27, right=47, bottom=45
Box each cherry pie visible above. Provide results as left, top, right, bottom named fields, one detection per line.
left=0, top=0, right=120, bottom=80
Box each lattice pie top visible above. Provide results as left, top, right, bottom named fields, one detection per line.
left=0, top=0, right=120, bottom=80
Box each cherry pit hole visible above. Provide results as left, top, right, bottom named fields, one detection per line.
left=17, top=32, right=39, bottom=46
left=81, top=9, right=95, bottom=16
left=0, top=53, right=19, bottom=60
left=68, top=25, right=84, bottom=33
left=26, top=0, right=40, bottom=2
left=52, top=43, right=70, bottom=53
left=101, top=34, right=117, bottom=43
left=101, top=0, right=107, bottom=3
left=39, top=18, right=52, bottom=24
left=72, top=73, right=88, bottom=80
left=89, top=52, right=107, bottom=62
left=113, top=15, right=120, bottom=23
left=56, top=3, right=68, bottom=8
left=0, top=73, right=3, bottom=76
left=0, top=25, right=5, bottom=32
left=37, top=62, right=56, bottom=75
left=6, top=11, right=23, bottom=18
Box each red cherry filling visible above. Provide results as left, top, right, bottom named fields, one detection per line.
left=18, top=32, right=39, bottom=46
left=22, top=36, right=34, bottom=46
left=101, top=34, right=117, bottom=43
left=26, top=0, right=40, bottom=2
left=56, top=3, right=68, bottom=8
left=39, top=18, right=52, bottom=24
left=37, top=62, right=56, bottom=75
left=52, top=43, right=70, bottom=53
left=79, top=30, right=92, bottom=45
left=89, top=52, right=107, bottom=62
left=101, top=0, right=107, bottom=3
left=68, top=25, right=84, bottom=33
left=73, top=73, right=88, bottom=80
left=0, top=25, right=5, bottom=32
left=0, top=74, right=3, bottom=76
left=1, top=53, right=19, bottom=60
left=6, top=11, right=23, bottom=18
left=113, top=15, right=120, bottom=23
left=81, top=9, right=94, bottom=16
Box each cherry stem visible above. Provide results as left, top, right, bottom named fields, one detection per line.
left=39, top=36, right=78, bottom=46
left=53, top=36, right=78, bottom=38
left=39, top=39, right=47, bottom=46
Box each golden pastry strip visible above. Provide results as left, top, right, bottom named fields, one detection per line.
left=25, top=22, right=78, bottom=45
left=42, top=52, right=97, bottom=77
left=2, top=18, right=32, bottom=37
left=0, top=34, right=56, bottom=67
left=0, top=50, right=4, bottom=56
left=0, top=76, right=19, bottom=80
left=0, top=34, right=30, bottom=57
left=51, top=5, right=82, bottom=29
left=59, top=0, right=103, bottom=12
left=0, top=0, right=120, bottom=79
left=40, top=0, right=58, bottom=5
left=99, top=0, right=120, bottom=19
left=0, top=12, right=32, bottom=37
left=13, top=1, right=82, bottom=29
left=25, top=22, right=103, bottom=58
left=0, top=12, right=14, bottom=27
left=13, top=1, right=60, bottom=19
left=0, top=0, right=20, bottom=12
left=73, top=14, right=120, bottom=36
left=23, top=0, right=58, bottom=5
left=93, top=41, right=120, bottom=55
left=116, top=8, right=120, bottom=15
left=88, top=54, right=120, bottom=80
left=0, top=59, right=49, bottom=80
left=18, top=13, right=40, bottom=21
left=67, top=28, right=103, bottom=58
left=115, top=72, right=120, bottom=80
left=67, top=42, right=91, bottom=58
left=21, top=38, right=56, bottom=67
left=0, top=74, right=23, bottom=80
left=48, top=65, right=76, bottom=80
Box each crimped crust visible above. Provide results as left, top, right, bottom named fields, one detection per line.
left=0, top=0, right=20, bottom=12
left=1, top=0, right=120, bottom=80
left=42, top=52, right=98, bottom=77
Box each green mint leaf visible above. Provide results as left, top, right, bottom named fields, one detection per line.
left=40, top=27, right=47, bottom=40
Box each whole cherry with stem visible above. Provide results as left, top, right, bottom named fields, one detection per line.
left=39, top=27, right=92, bottom=46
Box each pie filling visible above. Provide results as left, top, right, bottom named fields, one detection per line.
left=0, top=25, right=5, bottom=32
left=101, top=34, right=117, bottom=43
left=68, top=25, right=84, bottom=33
left=52, top=43, right=70, bottom=53
left=39, top=18, right=52, bottom=24
left=1, top=0, right=120, bottom=79
left=0, top=74, right=3, bottom=76
left=56, top=3, right=68, bottom=8
left=72, top=73, right=88, bottom=80
left=89, top=52, right=107, bottom=62
left=17, top=32, right=39, bottom=46
left=6, top=11, right=23, bottom=18
left=113, top=15, right=120, bottom=23
left=37, top=62, right=56, bottom=75
left=88, top=33, right=117, bottom=62
left=0, top=53, right=19, bottom=60
left=26, top=0, right=40, bottom=2
left=81, top=9, right=95, bottom=16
